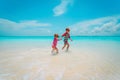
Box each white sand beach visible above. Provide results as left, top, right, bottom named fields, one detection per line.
left=0, top=38, right=120, bottom=80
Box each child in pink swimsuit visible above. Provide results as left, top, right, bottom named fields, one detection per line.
left=51, top=34, right=60, bottom=54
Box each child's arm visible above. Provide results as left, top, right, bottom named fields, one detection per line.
left=58, top=37, right=62, bottom=41
left=60, top=33, right=66, bottom=40
left=58, top=38, right=62, bottom=41
left=62, top=32, right=66, bottom=37
left=69, top=37, right=72, bottom=41
left=70, top=38, right=72, bottom=41
left=69, top=35, right=72, bottom=41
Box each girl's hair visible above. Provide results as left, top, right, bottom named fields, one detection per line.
left=66, top=28, right=70, bottom=31
left=54, top=34, right=59, bottom=38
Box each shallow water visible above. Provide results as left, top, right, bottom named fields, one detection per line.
left=0, top=36, right=120, bottom=80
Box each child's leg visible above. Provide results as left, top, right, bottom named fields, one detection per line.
left=51, top=48, right=55, bottom=53
left=66, top=43, right=70, bottom=51
left=62, top=44, right=66, bottom=50
left=62, top=40, right=67, bottom=50
left=55, top=47, right=59, bottom=53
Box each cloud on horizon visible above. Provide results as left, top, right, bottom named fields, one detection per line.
left=53, top=0, right=73, bottom=16
left=69, top=16, right=120, bottom=36
left=0, top=15, right=120, bottom=36
left=0, top=18, right=52, bottom=36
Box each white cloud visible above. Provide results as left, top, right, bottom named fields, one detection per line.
left=0, top=18, right=52, bottom=36
left=0, top=18, right=18, bottom=29
left=69, top=16, right=120, bottom=36
left=53, top=0, right=73, bottom=16
left=0, top=19, right=51, bottom=28
left=19, top=20, right=51, bottom=27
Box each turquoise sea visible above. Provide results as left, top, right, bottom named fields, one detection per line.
left=0, top=36, right=120, bottom=40
left=0, top=36, right=120, bottom=53
left=0, top=36, right=120, bottom=80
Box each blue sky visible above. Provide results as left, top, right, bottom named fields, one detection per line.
left=0, top=0, right=120, bottom=36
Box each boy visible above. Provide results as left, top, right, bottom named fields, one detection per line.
left=61, top=28, right=72, bottom=51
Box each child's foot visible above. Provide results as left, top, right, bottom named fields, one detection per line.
left=51, top=51, right=58, bottom=55
left=51, top=51, right=56, bottom=55
left=62, top=46, right=65, bottom=50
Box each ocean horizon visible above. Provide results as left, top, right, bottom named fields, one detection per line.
left=0, top=36, right=120, bottom=40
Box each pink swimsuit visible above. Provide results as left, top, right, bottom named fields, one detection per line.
left=52, top=38, right=58, bottom=48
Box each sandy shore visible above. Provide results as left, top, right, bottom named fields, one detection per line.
left=0, top=46, right=120, bottom=80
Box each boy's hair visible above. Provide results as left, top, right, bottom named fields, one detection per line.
left=66, top=28, right=70, bottom=31
left=54, top=34, right=59, bottom=38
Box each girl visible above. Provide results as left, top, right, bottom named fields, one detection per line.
left=51, top=34, right=60, bottom=54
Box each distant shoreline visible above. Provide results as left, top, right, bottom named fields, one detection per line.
left=0, top=36, right=120, bottom=37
